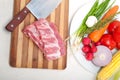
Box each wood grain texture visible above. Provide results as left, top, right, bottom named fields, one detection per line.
left=9, top=0, right=69, bottom=69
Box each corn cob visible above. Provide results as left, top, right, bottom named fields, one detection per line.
left=97, top=50, right=120, bottom=80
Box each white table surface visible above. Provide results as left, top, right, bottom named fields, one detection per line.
left=0, top=0, right=99, bottom=80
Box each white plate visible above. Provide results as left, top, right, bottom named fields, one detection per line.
left=69, top=1, right=101, bottom=74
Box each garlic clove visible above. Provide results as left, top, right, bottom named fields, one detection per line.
left=86, top=16, right=98, bottom=27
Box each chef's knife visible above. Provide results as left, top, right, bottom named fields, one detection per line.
left=6, top=0, right=62, bottom=32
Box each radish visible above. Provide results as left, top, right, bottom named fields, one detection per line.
left=82, top=45, right=91, bottom=53
left=85, top=52, right=94, bottom=61
left=90, top=43, right=97, bottom=53
left=82, top=37, right=91, bottom=45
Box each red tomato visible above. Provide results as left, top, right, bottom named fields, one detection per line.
left=116, top=42, right=120, bottom=50
left=100, top=34, right=116, bottom=50
left=113, top=26, right=120, bottom=43
left=108, top=20, right=120, bottom=34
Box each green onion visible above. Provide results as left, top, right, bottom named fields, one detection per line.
left=75, top=0, right=99, bottom=36
left=73, top=0, right=116, bottom=42
left=94, top=0, right=110, bottom=19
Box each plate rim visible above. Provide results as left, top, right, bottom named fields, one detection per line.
left=69, top=0, right=101, bottom=74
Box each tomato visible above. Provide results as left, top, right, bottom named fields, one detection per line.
left=108, top=20, right=120, bottom=34
left=100, top=34, right=116, bottom=50
left=113, top=26, right=120, bottom=43
left=116, top=42, right=120, bottom=50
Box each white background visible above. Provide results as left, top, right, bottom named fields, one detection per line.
left=0, top=0, right=119, bottom=80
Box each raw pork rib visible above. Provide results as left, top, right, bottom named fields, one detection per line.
left=23, top=19, right=66, bottom=60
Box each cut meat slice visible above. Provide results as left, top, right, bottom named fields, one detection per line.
left=49, top=22, right=66, bottom=56
left=23, top=18, right=66, bottom=60
left=23, top=24, right=44, bottom=52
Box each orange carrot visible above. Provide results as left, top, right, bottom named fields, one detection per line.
left=88, top=5, right=119, bottom=42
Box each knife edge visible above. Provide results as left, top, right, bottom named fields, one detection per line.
left=26, top=0, right=62, bottom=19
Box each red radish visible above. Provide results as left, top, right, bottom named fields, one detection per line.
left=81, top=37, right=99, bottom=60
left=82, top=45, right=91, bottom=53
left=85, top=52, right=94, bottom=61
left=82, top=37, right=91, bottom=45
left=91, top=43, right=97, bottom=53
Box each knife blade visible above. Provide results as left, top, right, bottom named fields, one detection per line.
left=6, top=0, right=62, bottom=32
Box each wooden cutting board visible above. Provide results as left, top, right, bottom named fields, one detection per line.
left=9, top=0, right=69, bottom=69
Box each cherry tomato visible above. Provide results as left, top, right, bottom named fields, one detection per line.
left=113, top=26, right=120, bottom=43
left=116, top=42, right=120, bottom=50
left=108, top=20, right=120, bottom=34
left=100, top=34, right=116, bottom=50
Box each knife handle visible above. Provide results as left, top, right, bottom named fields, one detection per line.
left=6, top=7, right=30, bottom=32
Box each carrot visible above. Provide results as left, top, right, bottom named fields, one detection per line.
left=88, top=5, right=119, bottom=42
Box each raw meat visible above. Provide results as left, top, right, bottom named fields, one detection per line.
left=23, top=18, right=66, bottom=60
